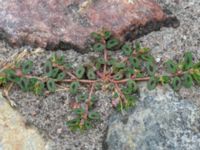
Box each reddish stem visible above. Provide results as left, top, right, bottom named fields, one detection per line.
left=80, top=83, right=95, bottom=127
left=103, top=39, right=108, bottom=78
left=114, top=83, right=127, bottom=104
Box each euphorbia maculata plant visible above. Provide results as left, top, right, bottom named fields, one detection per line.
left=0, top=30, right=199, bottom=131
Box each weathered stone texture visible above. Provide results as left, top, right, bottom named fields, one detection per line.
left=104, top=87, right=200, bottom=150
left=0, top=0, right=177, bottom=51
left=0, top=93, right=51, bottom=150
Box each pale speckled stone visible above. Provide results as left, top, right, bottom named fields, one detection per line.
left=0, top=92, right=51, bottom=150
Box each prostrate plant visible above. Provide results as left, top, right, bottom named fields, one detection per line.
left=0, top=31, right=200, bottom=131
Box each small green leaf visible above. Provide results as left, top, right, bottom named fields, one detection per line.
left=172, top=77, right=182, bottom=91
left=56, top=72, right=65, bottom=80
left=122, top=87, right=132, bottom=95
left=106, top=39, right=120, bottom=49
left=97, top=57, right=105, bottom=64
left=193, top=62, right=200, bottom=70
left=66, top=118, right=81, bottom=129
left=83, top=121, right=92, bottom=130
left=113, top=92, right=119, bottom=98
left=50, top=53, right=57, bottom=63
left=183, top=52, right=193, bottom=70
left=87, top=69, right=96, bottom=80
left=50, top=54, right=65, bottom=65
left=73, top=108, right=85, bottom=115
left=91, top=32, right=102, bottom=41
left=22, top=60, right=33, bottom=74
left=4, top=69, right=18, bottom=82
left=147, top=77, right=158, bottom=90
left=140, top=54, right=154, bottom=62
left=56, top=55, right=65, bottom=65
left=124, top=95, right=137, bottom=110
left=64, top=63, right=73, bottom=69
left=182, top=74, right=193, bottom=88
left=104, top=31, right=111, bottom=40
left=114, top=63, right=126, bottom=69
left=91, top=95, right=97, bottom=103
left=75, top=66, right=85, bottom=79
left=107, top=58, right=117, bottom=66
left=34, top=81, right=45, bottom=95
left=165, top=60, right=177, bottom=74
left=122, top=44, right=133, bottom=56
left=127, top=80, right=137, bottom=93
left=114, top=73, right=123, bottom=80
left=28, top=78, right=38, bottom=90
left=125, top=68, right=135, bottom=78
left=77, top=94, right=88, bottom=102
left=88, top=112, right=100, bottom=120
left=47, top=79, right=56, bottom=92
left=44, top=61, right=53, bottom=77
left=138, top=47, right=150, bottom=54
left=18, top=78, right=29, bottom=92
left=95, top=63, right=101, bottom=70
left=0, top=76, right=7, bottom=86
left=129, top=57, right=140, bottom=68
left=92, top=43, right=105, bottom=52
left=51, top=68, right=59, bottom=78
left=95, top=83, right=102, bottom=90
left=70, top=82, right=80, bottom=95
left=160, top=76, right=170, bottom=85
left=146, top=63, right=157, bottom=76
left=191, top=73, right=200, bottom=85
left=135, top=42, right=141, bottom=52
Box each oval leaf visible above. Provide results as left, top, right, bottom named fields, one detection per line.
left=44, top=61, right=53, bottom=77
left=56, top=72, right=65, bottom=80
left=93, top=43, right=105, bottom=52
left=172, top=77, right=182, bottom=91
left=34, top=81, right=45, bottom=95
left=165, top=60, right=177, bottom=74
left=147, top=77, right=157, bottom=90
left=127, top=80, right=137, bottom=93
left=183, top=52, right=193, bottom=70
left=18, top=78, right=29, bottom=92
left=47, top=79, right=56, bottom=92
left=122, top=44, right=132, bottom=56
left=70, top=82, right=80, bottom=95
left=182, top=74, right=193, bottom=88
left=129, top=57, right=140, bottom=68
left=146, top=63, right=157, bottom=76
left=51, top=68, right=59, bottom=78
left=88, top=112, right=100, bottom=120
left=22, top=60, right=33, bottom=74
left=76, top=66, right=85, bottom=79
left=104, top=31, right=111, bottom=40
left=90, top=32, right=102, bottom=41
left=114, top=73, right=123, bottom=80
left=106, top=39, right=119, bottom=49
left=87, top=69, right=96, bottom=80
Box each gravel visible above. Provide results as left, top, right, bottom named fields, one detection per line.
left=0, top=0, right=200, bottom=149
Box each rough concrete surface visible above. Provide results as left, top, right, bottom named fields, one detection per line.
left=0, top=0, right=199, bottom=150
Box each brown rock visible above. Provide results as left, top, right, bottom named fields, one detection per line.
left=0, top=0, right=179, bottom=52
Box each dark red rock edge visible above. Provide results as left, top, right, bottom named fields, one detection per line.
left=0, top=0, right=179, bottom=53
